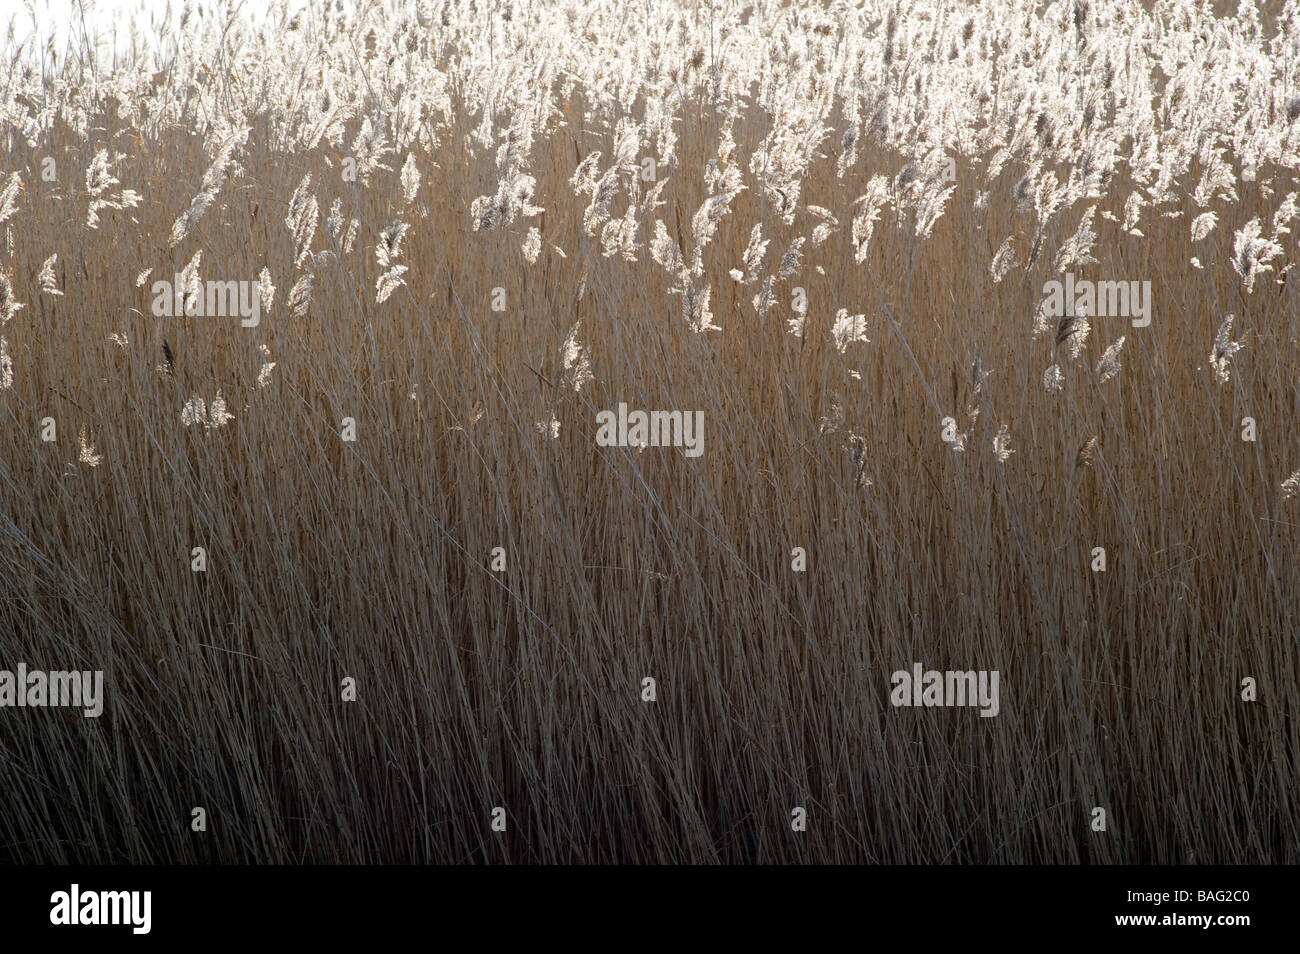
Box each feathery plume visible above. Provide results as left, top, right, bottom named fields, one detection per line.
left=1096, top=336, right=1126, bottom=383
left=1209, top=316, right=1243, bottom=383
left=992, top=424, right=1014, bottom=462
left=285, top=174, right=320, bottom=269
left=1075, top=436, right=1098, bottom=471
left=1281, top=470, right=1300, bottom=501
left=288, top=272, right=314, bottom=318
left=77, top=427, right=102, bottom=467
left=400, top=153, right=421, bottom=204
left=561, top=323, right=593, bottom=392
left=522, top=227, right=542, bottom=264
left=831, top=309, right=868, bottom=353
left=38, top=254, right=62, bottom=296
left=256, top=345, right=277, bottom=388
left=1, top=269, right=25, bottom=324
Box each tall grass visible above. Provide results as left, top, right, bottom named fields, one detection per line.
left=0, top=0, right=1297, bottom=862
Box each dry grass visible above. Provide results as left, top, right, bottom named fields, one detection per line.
left=0, top=0, right=1297, bottom=863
